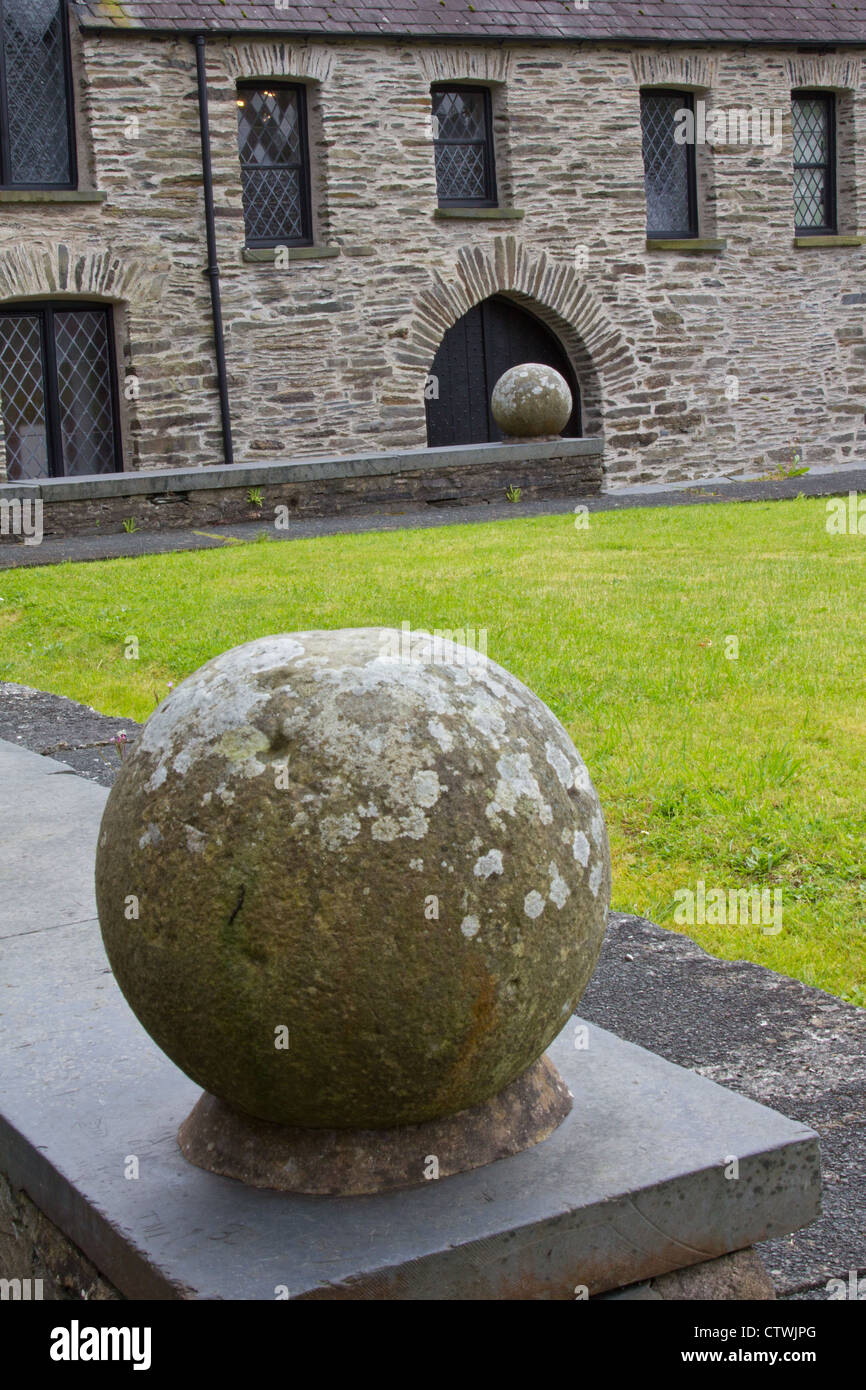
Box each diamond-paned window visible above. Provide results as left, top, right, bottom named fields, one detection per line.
left=793, top=93, right=835, bottom=234
left=640, top=90, right=697, bottom=238
left=432, top=86, right=497, bottom=206
left=0, top=0, right=75, bottom=188
left=0, top=305, right=119, bottom=480
left=237, top=84, right=312, bottom=246
left=0, top=314, right=49, bottom=480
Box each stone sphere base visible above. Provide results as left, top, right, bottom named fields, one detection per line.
left=500, top=432, right=565, bottom=444
left=178, top=1054, right=572, bottom=1196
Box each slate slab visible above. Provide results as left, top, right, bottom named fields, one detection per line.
left=0, top=913, right=820, bottom=1300
left=0, top=741, right=109, bottom=935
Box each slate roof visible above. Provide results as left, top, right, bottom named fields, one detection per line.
left=71, top=2, right=866, bottom=45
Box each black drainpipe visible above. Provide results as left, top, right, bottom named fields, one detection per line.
left=194, top=35, right=234, bottom=466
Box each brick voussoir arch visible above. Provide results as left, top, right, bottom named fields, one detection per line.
left=404, top=237, right=640, bottom=431
left=0, top=243, right=168, bottom=312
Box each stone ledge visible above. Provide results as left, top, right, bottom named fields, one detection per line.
left=241, top=244, right=341, bottom=262
left=0, top=1171, right=122, bottom=1302
left=0, top=189, right=107, bottom=205
left=0, top=438, right=603, bottom=503
left=646, top=237, right=727, bottom=252
left=434, top=207, right=525, bottom=221
left=0, top=440, right=604, bottom=538
left=793, top=235, right=866, bottom=248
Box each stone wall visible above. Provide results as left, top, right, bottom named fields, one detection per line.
left=0, top=1172, right=121, bottom=1301
left=0, top=439, right=603, bottom=540
left=0, top=27, right=863, bottom=486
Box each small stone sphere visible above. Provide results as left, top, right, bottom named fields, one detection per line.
left=96, top=629, right=610, bottom=1130
left=491, top=362, right=573, bottom=438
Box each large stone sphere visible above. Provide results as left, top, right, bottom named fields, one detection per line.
left=491, top=362, right=573, bottom=437
left=96, top=629, right=610, bottom=1130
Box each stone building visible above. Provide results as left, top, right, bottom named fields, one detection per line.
left=0, top=0, right=864, bottom=498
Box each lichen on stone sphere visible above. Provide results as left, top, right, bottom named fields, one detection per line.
left=491, top=362, right=573, bottom=438
left=95, top=629, right=611, bottom=1130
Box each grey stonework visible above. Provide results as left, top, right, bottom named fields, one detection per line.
left=596, top=1247, right=777, bottom=1300
left=0, top=1165, right=774, bottom=1302
left=0, top=438, right=603, bottom=538
left=0, top=1172, right=121, bottom=1302
left=0, top=29, right=864, bottom=486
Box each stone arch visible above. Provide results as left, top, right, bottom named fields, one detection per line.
left=416, top=47, right=512, bottom=87
left=630, top=52, right=718, bottom=92
left=0, top=241, right=167, bottom=312
left=402, top=237, right=639, bottom=439
left=785, top=56, right=863, bottom=92
left=222, top=42, right=333, bottom=85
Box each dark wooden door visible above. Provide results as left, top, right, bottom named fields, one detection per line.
left=426, top=295, right=581, bottom=447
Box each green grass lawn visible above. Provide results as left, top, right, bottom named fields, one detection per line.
left=1, top=496, right=863, bottom=1004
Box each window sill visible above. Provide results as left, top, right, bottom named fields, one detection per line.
left=793, top=234, right=866, bottom=248
left=646, top=237, right=726, bottom=252
left=242, top=245, right=341, bottom=262
left=434, top=207, right=525, bottom=221
left=0, top=189, right=107, bottom=204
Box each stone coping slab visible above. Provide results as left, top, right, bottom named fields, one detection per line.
left=0, top=742, right=108, bottom=937
left=0, top=741, right=820, bottom=1300
left=0, top=437, right=603, bottom=504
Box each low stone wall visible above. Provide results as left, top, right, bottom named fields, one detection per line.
left=0, top=1171, right=121, bottom=1302
left=0, top=439, right=603, bottom=541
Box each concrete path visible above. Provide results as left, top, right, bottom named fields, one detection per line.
left=1, top=684, right=863, bottom=1299
left=3, top=461, right=865, bottom=570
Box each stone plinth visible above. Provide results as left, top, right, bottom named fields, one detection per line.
left=0, top=744, right=821, bottom=1299
left=0, top=740, right=820, bottom=1299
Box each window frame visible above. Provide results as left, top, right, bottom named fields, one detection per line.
left=0, top=300, right=122, bottom=479
left=431, top=83, right=498, bottom=209
left=0, top=0, right=77, bottom=191
left=640, top=88, right=699, bottom=240
left=792, top=89, right=837, bottom=236
left=236, top=80, right=313, bottom=249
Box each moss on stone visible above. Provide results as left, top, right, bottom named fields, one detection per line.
left=96, top=629, right=611, bottom=1129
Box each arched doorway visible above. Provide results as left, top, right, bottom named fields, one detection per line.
left=426, top=295, right=581, bottom=447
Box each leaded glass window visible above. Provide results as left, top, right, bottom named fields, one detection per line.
left=237, top=83, right=312, bottom=246
left=793, top=92, right=836, bottom=234
left=432, top=86, right=497, bottom=207
left=640, top=90, right=697, bottom=238
left=0, top=305, right=120, bottom=480
left=0, top=0, right=75, bottom=188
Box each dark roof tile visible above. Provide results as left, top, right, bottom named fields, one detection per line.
left=70, top=1, right=866, bottom=44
